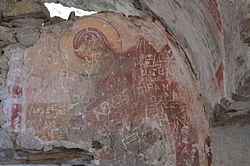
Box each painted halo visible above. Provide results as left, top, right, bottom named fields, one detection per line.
left=60, top=16, right=122, bottom=75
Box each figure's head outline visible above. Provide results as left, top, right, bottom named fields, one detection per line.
left=73, top=28, right=112, bottom=60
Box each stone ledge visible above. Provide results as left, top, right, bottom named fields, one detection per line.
left=3, top=0, right=50, bottom=21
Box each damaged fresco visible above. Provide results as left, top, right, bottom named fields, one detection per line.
left=3, top=13, right=210, bottom=165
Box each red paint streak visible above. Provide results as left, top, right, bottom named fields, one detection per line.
left=10, top=104, right=22, bottom=130
left=77, top=29, right=200, bottom=165
left=213, top=63, right=224, bottom=90
left=131, top=41, right=200, bottom=166
left=11, top=85, right=22, bottom=96
left=203, top=0, right=222, bottom=33
left=204, top=136, right=212, bottom=166
left=215, top=63, right=223, bottom=84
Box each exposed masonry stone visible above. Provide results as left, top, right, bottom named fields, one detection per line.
left=0, top=55, right=8, bottom=70
left=38, top=21, right=73, bottom=34
left=0, top=26, right=16, bottom=46
left=0, top=54, right=8, bottom=94
left=14, top=27, right=40, bottom=47
left=0, top=104, right=5, bottom=126
left=43, top=145, right=53, bottom=152
left=16, top=132, right=44, bottom=150
left=11, top=18, right=44, bottom=27
left=0, top=51, right=8, bottom=127
left=44, top=16, right=66, bottom=26
left=2, top=0, right=50, bottom=21
left=0, top=129, right=13, bottom=150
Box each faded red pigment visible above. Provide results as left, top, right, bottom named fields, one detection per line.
left=8, top=55, right=24, bottom=131
left=213, top=63, right=224, bottom=90
left=10, top=104, right=22, bottom=130
left=204, top=136, right=212, bottom=166
left=215, top=63, right=224, bottom=85
left=11, top=85, right=22, bottom=96
left=79, top=29, right=200, bottom=166
left=203, top=0, right=222, bottom=33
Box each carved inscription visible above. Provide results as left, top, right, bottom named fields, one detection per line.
left=78, top=29, right=200, bottom=165
left=23, top=14, right=208, bottom=165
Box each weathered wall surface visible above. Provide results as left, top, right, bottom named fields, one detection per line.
left=211, top=123, right=250, bottom=166
left=0, top=0, right=250, bottom=165
left=1, top=9, right=210, bottom=165
left=140, top=0, right=225, bottom=125
left=42, top=0, right=250, bottom=125
left=40, top=0, right=223, bottom=125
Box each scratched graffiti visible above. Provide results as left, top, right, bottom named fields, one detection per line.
left=79, top=29, right=199, bottom=165
left=18, top=13, right=209, bottom=165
